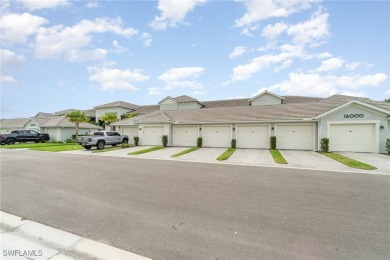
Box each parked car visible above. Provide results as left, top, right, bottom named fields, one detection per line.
left=77, top=131, right=128, bottom=150
left=0, top=130, right=50, bottom=145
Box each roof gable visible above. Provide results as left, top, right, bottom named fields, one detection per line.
left=249, top=90, right=284, bottom=106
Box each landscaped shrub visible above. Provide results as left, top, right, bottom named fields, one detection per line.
left=121, top=143, right=130, bottom=148
left=231, top=139, right=236, bottom=149
left=320, top=138, right=329, bottom=152
left=162, top=135, right=168, bottom=147
left=197, top=137, right=202, bottom=148
left=134, top=136, right=139, bottom=146
left=270, top=136, right=276, bottom=149
left=65, top=139, right=76, bottom=143
left=386, top=138, right=390, bottom=154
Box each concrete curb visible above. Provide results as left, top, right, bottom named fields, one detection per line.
left=0, top=211, right=151, bottom=260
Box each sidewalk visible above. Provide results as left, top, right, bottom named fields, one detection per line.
left=0, top=211, right=150, bottom=260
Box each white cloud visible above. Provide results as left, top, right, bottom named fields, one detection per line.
left=147, top=87, right=160, bottom=95
left=384, top=89, right=390, bottom=95
left=0, top=12, right=48, bottom=45
left=235, top=0, right=315, bottom=27
left=1, top=75, right=19, bottom=85
left=266, top=72, right=388, bottom=97
left=193, top=90, right=205, bottom=95
left=0, top=50, right=25, bottom=69
left=35, top=17, right=138, bottom=62
left=316, top=57, right=344, bottom=71
left=341, top=91, right=366, bottom=97
left=141, top=33, right=153, bottom=47
left=158, top=67, right=205, bottom=90
left=262, top=22, right=288, bottom=39
left=87, top=66, right=149, bottom=91
left=317, top=52, right=332, bottom=59
left=229, top=46, right=247, bottom=59
left=112, top=40, right=128, bottom=54
left=18, top=0, right=69, bottom=10
left=287, top=12, right=330, bottom=46
left=150, top=0, right=206, bottom=30
left=86, top=1, right=99, bottom=8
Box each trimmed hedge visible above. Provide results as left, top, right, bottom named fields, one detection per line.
left=320, top=138, right=329, bottom=152
left=386, top=138, right=390, bottom=154
left=197, top=137, right=203, bottom=148
left=270, top=136, right=276, bottom=149
left=231, top=139, right=236, bottom=149
left=134, top=136, right=139, bottom=146
left=162, top=135, right=168, bottom=147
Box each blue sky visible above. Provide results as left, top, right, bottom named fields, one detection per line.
left=1, top=0, right=389, bottom=119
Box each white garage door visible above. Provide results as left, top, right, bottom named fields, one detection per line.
left=276, top=125, right=313, bottom=150
left=173, top=125, right=198, bottom=147
left=143, top=126, right=164, bottom=146
left=203, top=125, right=231, bottom=148
left=329, top=124, right=376, bottom=153
left=236, top=125, right=269, bottom=149
left=46, top=128, right=58, bottom=141
left=121, top=127, right=138, bottom=144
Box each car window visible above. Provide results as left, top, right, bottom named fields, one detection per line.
left=29, top=131, right=38, bottom=135
left=94, top=132, right=104, bottom=136
left=19, top=130, right=27, bottom=135
left=113, top=132, right=120, bottom=136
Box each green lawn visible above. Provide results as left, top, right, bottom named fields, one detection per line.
left=171, top=147, right=199, bottom=157
left=269, top=149, right=288, bottom=164
left=321, top=152, right=377, bottom=170
left=128, top=146, right=164, bottom=155
left=216, top=148, right=236, bottom=161
left=0, top=142, right=67, bottom=149
left=29, top=144, right=83, bottom=152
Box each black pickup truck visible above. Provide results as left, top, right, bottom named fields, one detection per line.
left=0, top=130, right=50, bottom=145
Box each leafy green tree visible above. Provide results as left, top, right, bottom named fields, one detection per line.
left=384, top=98, right=390, bottom=103
left=66, top=110, right=90, bottom=140
left=100, top=112, right=118, bottom=129
left=123, top=112, right=136, bottom=119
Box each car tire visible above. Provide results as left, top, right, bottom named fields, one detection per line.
left=122, top=138, right=128, bottom=144
left=84, top=145, right=92, bottom=150
left=112, top=144, right=117, bottom=147
left=40, top=138, right=47, bottom=143
left=96, top=141, right=105, bottom=150
left=6, top=139, right=15, bottom=145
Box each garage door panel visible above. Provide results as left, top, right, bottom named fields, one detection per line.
left=173, top=126, right=198, bottom=146
left=203, top=126, right=231, bottom=148
left=276, top=125, right=313, bottom=150
left=329, top=124, right=375, bottom=153
left=237, top=125, right=269, bottom=149
left=121, top=127, right=138, bottom=144
left=143, top=126, right=164, bottom=146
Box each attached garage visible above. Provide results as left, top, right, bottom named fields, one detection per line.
left=120, top=126, right=138, bottom=144
left=236, top=124, right=270, bottom=149
left=329, top=123, right=376, bottom=153
left=173, top=125, right=198, bottom=147
left=142, top=126, right=164, bottom=146
left=276, top=124, right=314, bottom=150
left=46, top=128, right=58, bottom=141
left=203, top=125, right=231, bottom=148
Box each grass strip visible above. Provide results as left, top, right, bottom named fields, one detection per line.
left=216, top=148, right=236, bottom=161
left=29, top=144, right=83, bottom=152
left=270, top=149, right=288, bottom=164
left=171, top=147, right=199, bottom=157
left=1, top=142, right=70, bottom=149
left=321, top=152, right=377, bottom=170
left=128, top=146, right=164, bottom=155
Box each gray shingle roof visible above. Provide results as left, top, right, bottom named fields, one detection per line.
left=94, top=101, right=139, bottom=110
left=0, top=118, right=29, bottom=128
left=174, top=95, right=200, bottom=103
left=35, top=112, right=58, bottom=117
left=55, top=109, right=77, bottom=115
left=134, top=105, right=160, bottom=114
left=42, top=115, right=100, bottom=128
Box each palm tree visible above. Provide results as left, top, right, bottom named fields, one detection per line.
left=100, top=112, right=118, bottom=130
left=385, top=98, right=390, bottom=103
left=66, top=110, right=90, bottom=140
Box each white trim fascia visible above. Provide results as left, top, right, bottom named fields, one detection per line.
left=249, top=90, right=285, bottom=102
left=314, top=100, right=390, bottom=119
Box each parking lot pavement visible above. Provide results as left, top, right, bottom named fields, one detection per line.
left=339, top=152, right=390, bottom=174
left=176, top=147, right=227, bottom=162
left=227, top=149, right=276, bottom=166
left=279, top=150, right=353, bottom=171
left=129, top=147, right=190, bottom=160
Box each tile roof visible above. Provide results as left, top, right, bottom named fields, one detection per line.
left=0, top=118, right=29, bottom=128
left=94, top=101, right=139, bottom=110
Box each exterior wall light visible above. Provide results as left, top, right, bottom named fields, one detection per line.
left=271, top=127, right=274, bottom=130
left=139, top=128, right=142, bottom=130
left=233, top=127, right=235, bottom=131
left=199, top=127, right=202, bottom=130
left=380, top=125, right=384, bottom=129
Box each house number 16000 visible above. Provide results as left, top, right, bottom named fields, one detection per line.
left=344, top=114, right=364, bottom=118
